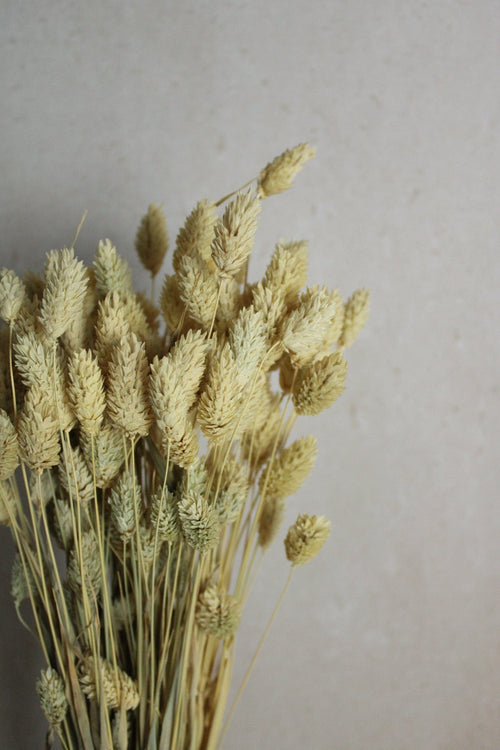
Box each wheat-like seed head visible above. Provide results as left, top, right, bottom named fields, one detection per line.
left=0, top=268, right=25, bottom=324
left=178, top=490, right=220, bottom=553
left=79, top=655, right=139, bottom=710
left=36, top=667, right=68, bottom=729
left=67, top=349, right=106, bottom=436
left=135, top=203, right=169, bottom=278
left=292, top=351, right=347, bottom=416
left=173, top=199, right=218, bottom=273
left=258, top=495, right=286, bottom=549
left=58, top=445, right=94, bottom=504
left=106, top=332, right=152, bottom=439
left=94, top=239, right=134, bottom=298
left=196, top=584, right=241, bottom=638
left=257, top=143, right=316, bottom=198
left=39, top=247, right=88, bottom=344
left=210, top=190, right=261, bottom=279
left=284, top=513, right=331, bottom=566
left=150, top=488, right=180, bottom=543
left=259, top=435, right=318, bottom=500
left=339, top=288, right=370, bottom=349
left=0, top=409, right=18, bottom=480
left=108, top=471, right=141, bottom=542
left=17, top=387, right=61, bottom=473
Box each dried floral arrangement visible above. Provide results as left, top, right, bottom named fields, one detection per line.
left=0, top=144, right=369, bottom=750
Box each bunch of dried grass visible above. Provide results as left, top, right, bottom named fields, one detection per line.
left=0, top=144, right=368, bottom=750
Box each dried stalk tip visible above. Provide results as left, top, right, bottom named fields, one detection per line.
left=284, top=513, right=331, bottom=566
left=257, top=143, right=316, bottom=198
left=37, top=667, right=68, bottom=729
left=135, top=203, right=169, bottom=277
left=196, top=584, right=241, bottom=638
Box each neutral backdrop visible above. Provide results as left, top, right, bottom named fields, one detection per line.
left=1, top=1, right=499, bottom=749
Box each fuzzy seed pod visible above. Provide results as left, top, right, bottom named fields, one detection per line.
left=284, top=513, right=331, bottom=566
left=259, top=435, right=317, bottom=500
left=67, top=349, right=106, bottom=436
left=79, top=655, right=139, bottom=710
left=39, top=247, right=88, bottom=344
left=196, top=584, right=241, bottom=638
left=0, top=268, right=25, bottom=324
left=108, top=472, right=141, bottom=542
left=67, top=530, right=102, bottom=597
left=263, top=240, right=308, bottom=309
left=339, top=288, right=370, bottom=349
left=107, top=333, right=152, bottom=439
left=173, top=200, right=218, bottom=273
left=177, top=252, right=219, bottom=330
left=280, top=286, right=337, bottom=368
left=150, top=488, right=180, bottom=543
left=80, top=422, right=125, bottom=489
left=135, top=203, right=169, bottom=278
left=94, top=293, right=131, bottom=372
left=48, top=497, right=75, bottom=551
left=11, top=553, right=35, bottom=609
left=0, top=480, right=16, bottom=525
left=178, top=491, right=220, bottom=553
left=211, top=190, right=261, bottom=279
left=37, top=667, right=68, bottom=729
left=58, top=445, right=94, bottom=504
left=257, top=143, right=316, bottom=198
left=0, top=408, right=18, bottom=480
left=258, top=495, right=286, bottom=549
left=94, top=239, right=134, bottom=298
left=159, top=274, right=184, bottom=333
left=197, top=344, right=242, bottom=443
left=228, top=306, right=268, bottom=383
left=17, top=388, right=60, bottom=473
left=292, top=351, right=347, bottom=416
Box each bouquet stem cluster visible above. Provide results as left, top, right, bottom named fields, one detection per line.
left=0, top=144, right=368, bottom=750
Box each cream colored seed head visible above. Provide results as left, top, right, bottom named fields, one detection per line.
left=339, top=288, right=370, bottom=349
left=36, top=667, right=68, bottom=729
left=135, top=203, right=169, bottom=278
left=157, top=415, right=200, bottom=468
left=150, top=488, right=180, bottom=543
left=210, top=190, right=261, bottom=279
left=257, top=143, right=316, bottom=198
left=228, top=306, right=268, bottom=383
left=173, top=199, right=218, bottom=273
left=0, top=480, right=16, bottom=525
left=259, top=435, right=318, bottom=500
left=0, top=268, right=25, bottom=324
left=79, top=655, right=139, bottom=711
left=263, top=240, right=308, bottom=308
left=58, top=445, right=94, bottom=504
left=108, top=471, right=140, bottom=542
left=292, top=351, right=347, bottom=416
left=94, top=292, right=131, bottom=371
left=39, top=247, right=88, bottom=344
left=0, top=408, right=18, bottom=480
left=94, top=238, right=134, bottom=298
left=258, top=494, right=286, bottom=549
left=17, top=388, right=60, bottom=473
left=197, top=343, right=242, bottom=443
left=178, top=490, right=220, bottom=553
left=159, top=274, right=184, bottom=333
left=67, top=349, right=106, bottom=436
left=196, top=584, right=241, bottom=638
left=177, top=251, right=219, bottom=330
left=106, top=332, right=152, bottom=439
left=284, top=513, right=331, bottom=566
left=280, top=286, right=337, bottom=368
left=67, top=530, right=102, bottom=596
left=80, top=422, right=125, bottom=489
left=11, top=553, right=35, bottom=609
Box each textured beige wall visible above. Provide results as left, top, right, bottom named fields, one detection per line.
left=1, top=1, right=499, bottom=748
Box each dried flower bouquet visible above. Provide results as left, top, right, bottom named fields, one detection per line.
left=0, top=145, right=369, bottom=750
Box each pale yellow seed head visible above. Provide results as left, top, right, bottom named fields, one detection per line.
left=0, top=268, right=25, bottom=324
left=284, top=513, right=331, bottom=566
left=17, top=388, right=60, bottom=473
left=339, top=288, right=370, bottom=348
left=37, top=667, right=68, bottom=729
left=79, top=655, right=139, bottom=710
left=196, top=584, right=241, bottom=638
left=39, top=247, right=88, bottom=344
left=210, top=190, right=261, bottom=279
left=259, top=435, right=318, bottom=500
left=257, top=143, right=316, bottom=198
left=106, top=332, right=152, bottom=439
left=67, top=349, right=106, bottom=436
left=94, top=238, right=134, bottom=298
left=135, top=203, right=169, bottom=277
left=292, top=351, right=347, bottom=416
left=173, top=199, right=218, bottom=273
left=0, top=408, right=18, bottom=480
